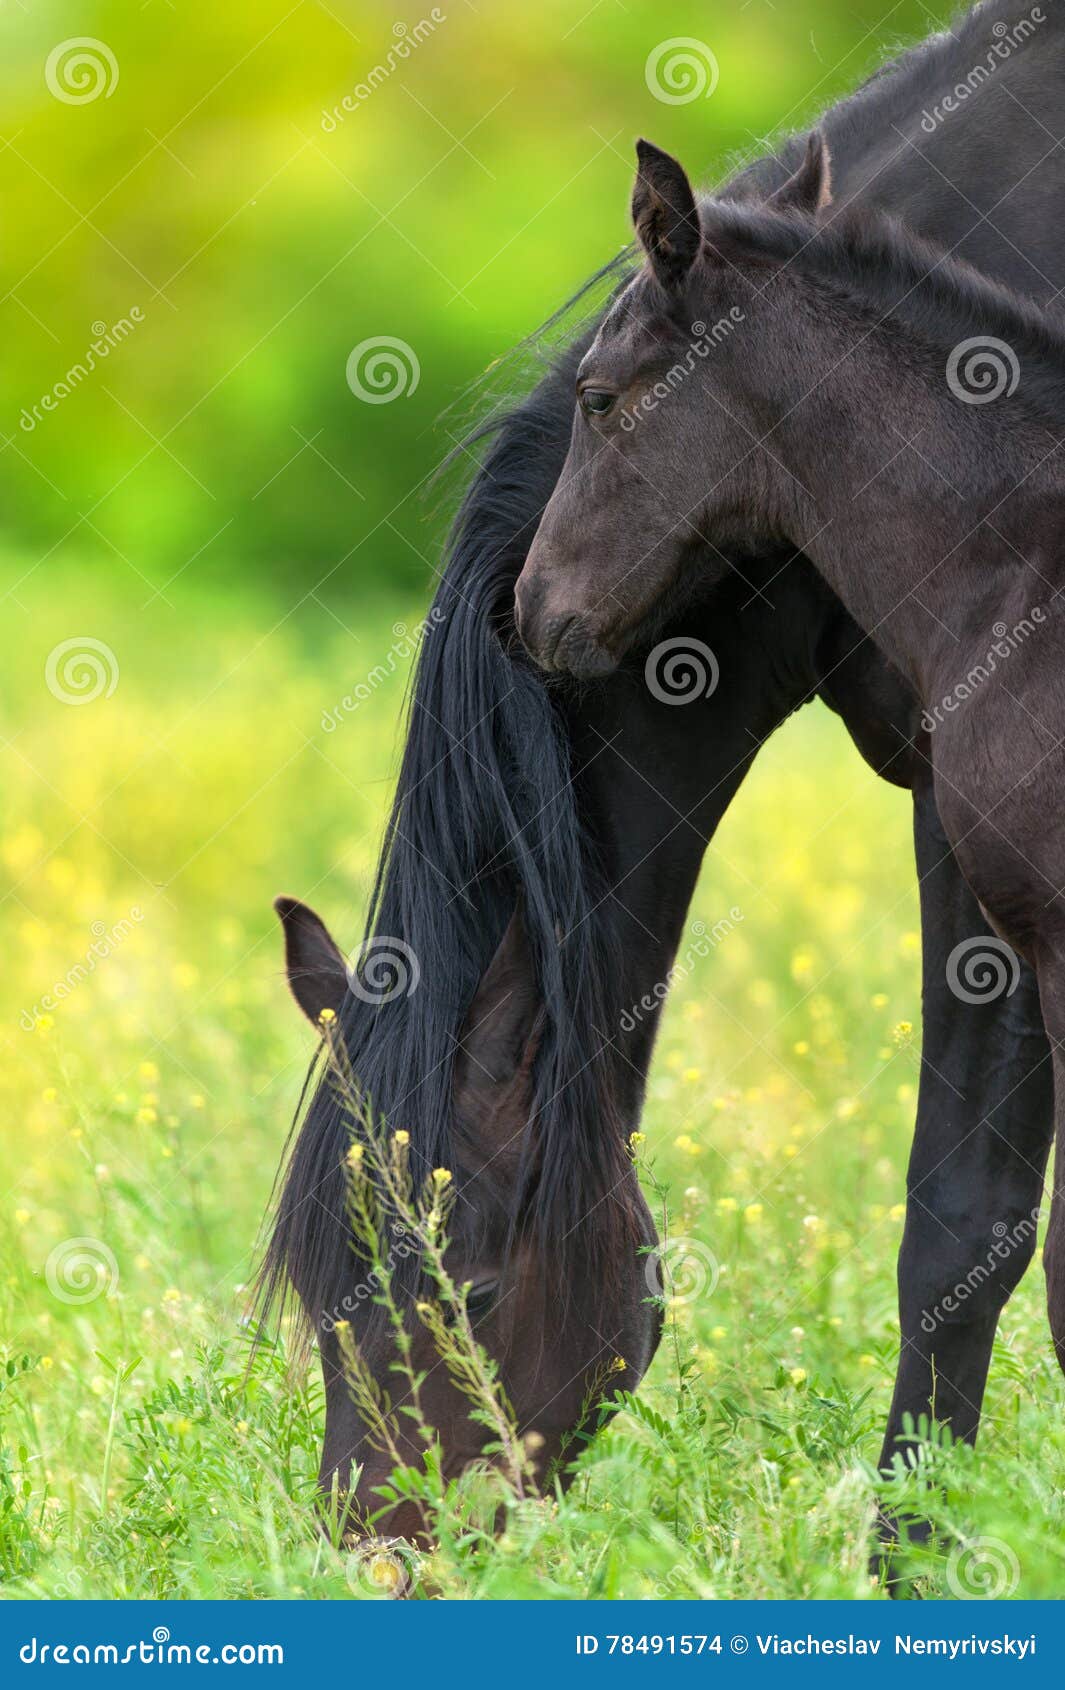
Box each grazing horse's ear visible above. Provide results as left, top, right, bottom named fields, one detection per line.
left=455, top=906, right=542, bottom=1094
left=274, top=896, right=349, bottom=1024
left=632, top=139, right=701, bottom=290
left=769, top=130, right=833, bottom=216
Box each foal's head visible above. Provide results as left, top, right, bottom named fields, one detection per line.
left=274, top=898, right=660, bottom=1543
left=515, top=136, right=835, bottom=677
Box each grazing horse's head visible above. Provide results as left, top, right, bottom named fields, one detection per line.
left=274, top=898, right=661, bottom=1546
left=515, top=135, right=832, bottom=677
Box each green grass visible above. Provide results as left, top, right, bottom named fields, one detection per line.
left=2, top=564, right=1063, bottom=1599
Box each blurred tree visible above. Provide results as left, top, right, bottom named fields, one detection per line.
left=0, top=0, right=945, bottom=596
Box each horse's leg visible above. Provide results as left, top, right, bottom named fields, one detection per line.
left=878, top=778, right=1051, bottom=1503
left=1027, top=956, right=1065, bottom=1379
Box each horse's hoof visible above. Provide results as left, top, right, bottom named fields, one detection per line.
left=872, top=1505, right=929, bottom=1599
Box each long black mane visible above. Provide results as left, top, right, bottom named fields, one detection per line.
left=258, top=0, right=1060, bottom=1340
left=258, top=299, right=641, bottom=1332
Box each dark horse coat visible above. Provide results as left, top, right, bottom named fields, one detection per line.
left=265, top=1, right=1063, bottom=1548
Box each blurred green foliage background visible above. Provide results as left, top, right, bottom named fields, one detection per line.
left=10, top=2, right=1061, bottom=1603
left=0, top=0, right=949, bottom=598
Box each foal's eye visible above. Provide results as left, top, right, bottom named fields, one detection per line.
left=463, top=1280, right=498, bottom=1319
left=579, top=388, right=616, bottom=417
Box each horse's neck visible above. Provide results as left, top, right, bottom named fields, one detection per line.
left=771, top=370, right=1065, bottom=696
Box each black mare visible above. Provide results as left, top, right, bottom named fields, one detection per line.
left=264, top=0, right=1060, bottom=1538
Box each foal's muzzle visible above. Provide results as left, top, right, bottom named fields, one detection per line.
left=514, top=575, right=619, bottom=679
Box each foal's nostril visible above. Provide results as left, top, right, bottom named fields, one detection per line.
left=514, top=574, right=558, bottom=665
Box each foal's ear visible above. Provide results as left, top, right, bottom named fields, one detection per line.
left=274, top=896, right=349, bottom=1024
left=632, top=139, right=701, bottom=290
left=456, top=906, right=542, bottom=1090
left=768, top=130, right=833, bottom=216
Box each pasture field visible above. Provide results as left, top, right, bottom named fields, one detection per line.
left=1, top=563, right=1063, bottom=1601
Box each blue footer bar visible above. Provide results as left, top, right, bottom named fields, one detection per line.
left=2, top=1601, right=1063, bottom=1684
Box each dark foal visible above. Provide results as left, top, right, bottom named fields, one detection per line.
left=516, top=131, right=1065, bottom=1406
left=265, top=0, right=1061, bottom=1549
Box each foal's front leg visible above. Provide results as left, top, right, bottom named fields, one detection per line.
left=879, top=779, right=1051, bottom=1483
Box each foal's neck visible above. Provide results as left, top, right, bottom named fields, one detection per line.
left=770, top=332, right=1065, bottom=694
